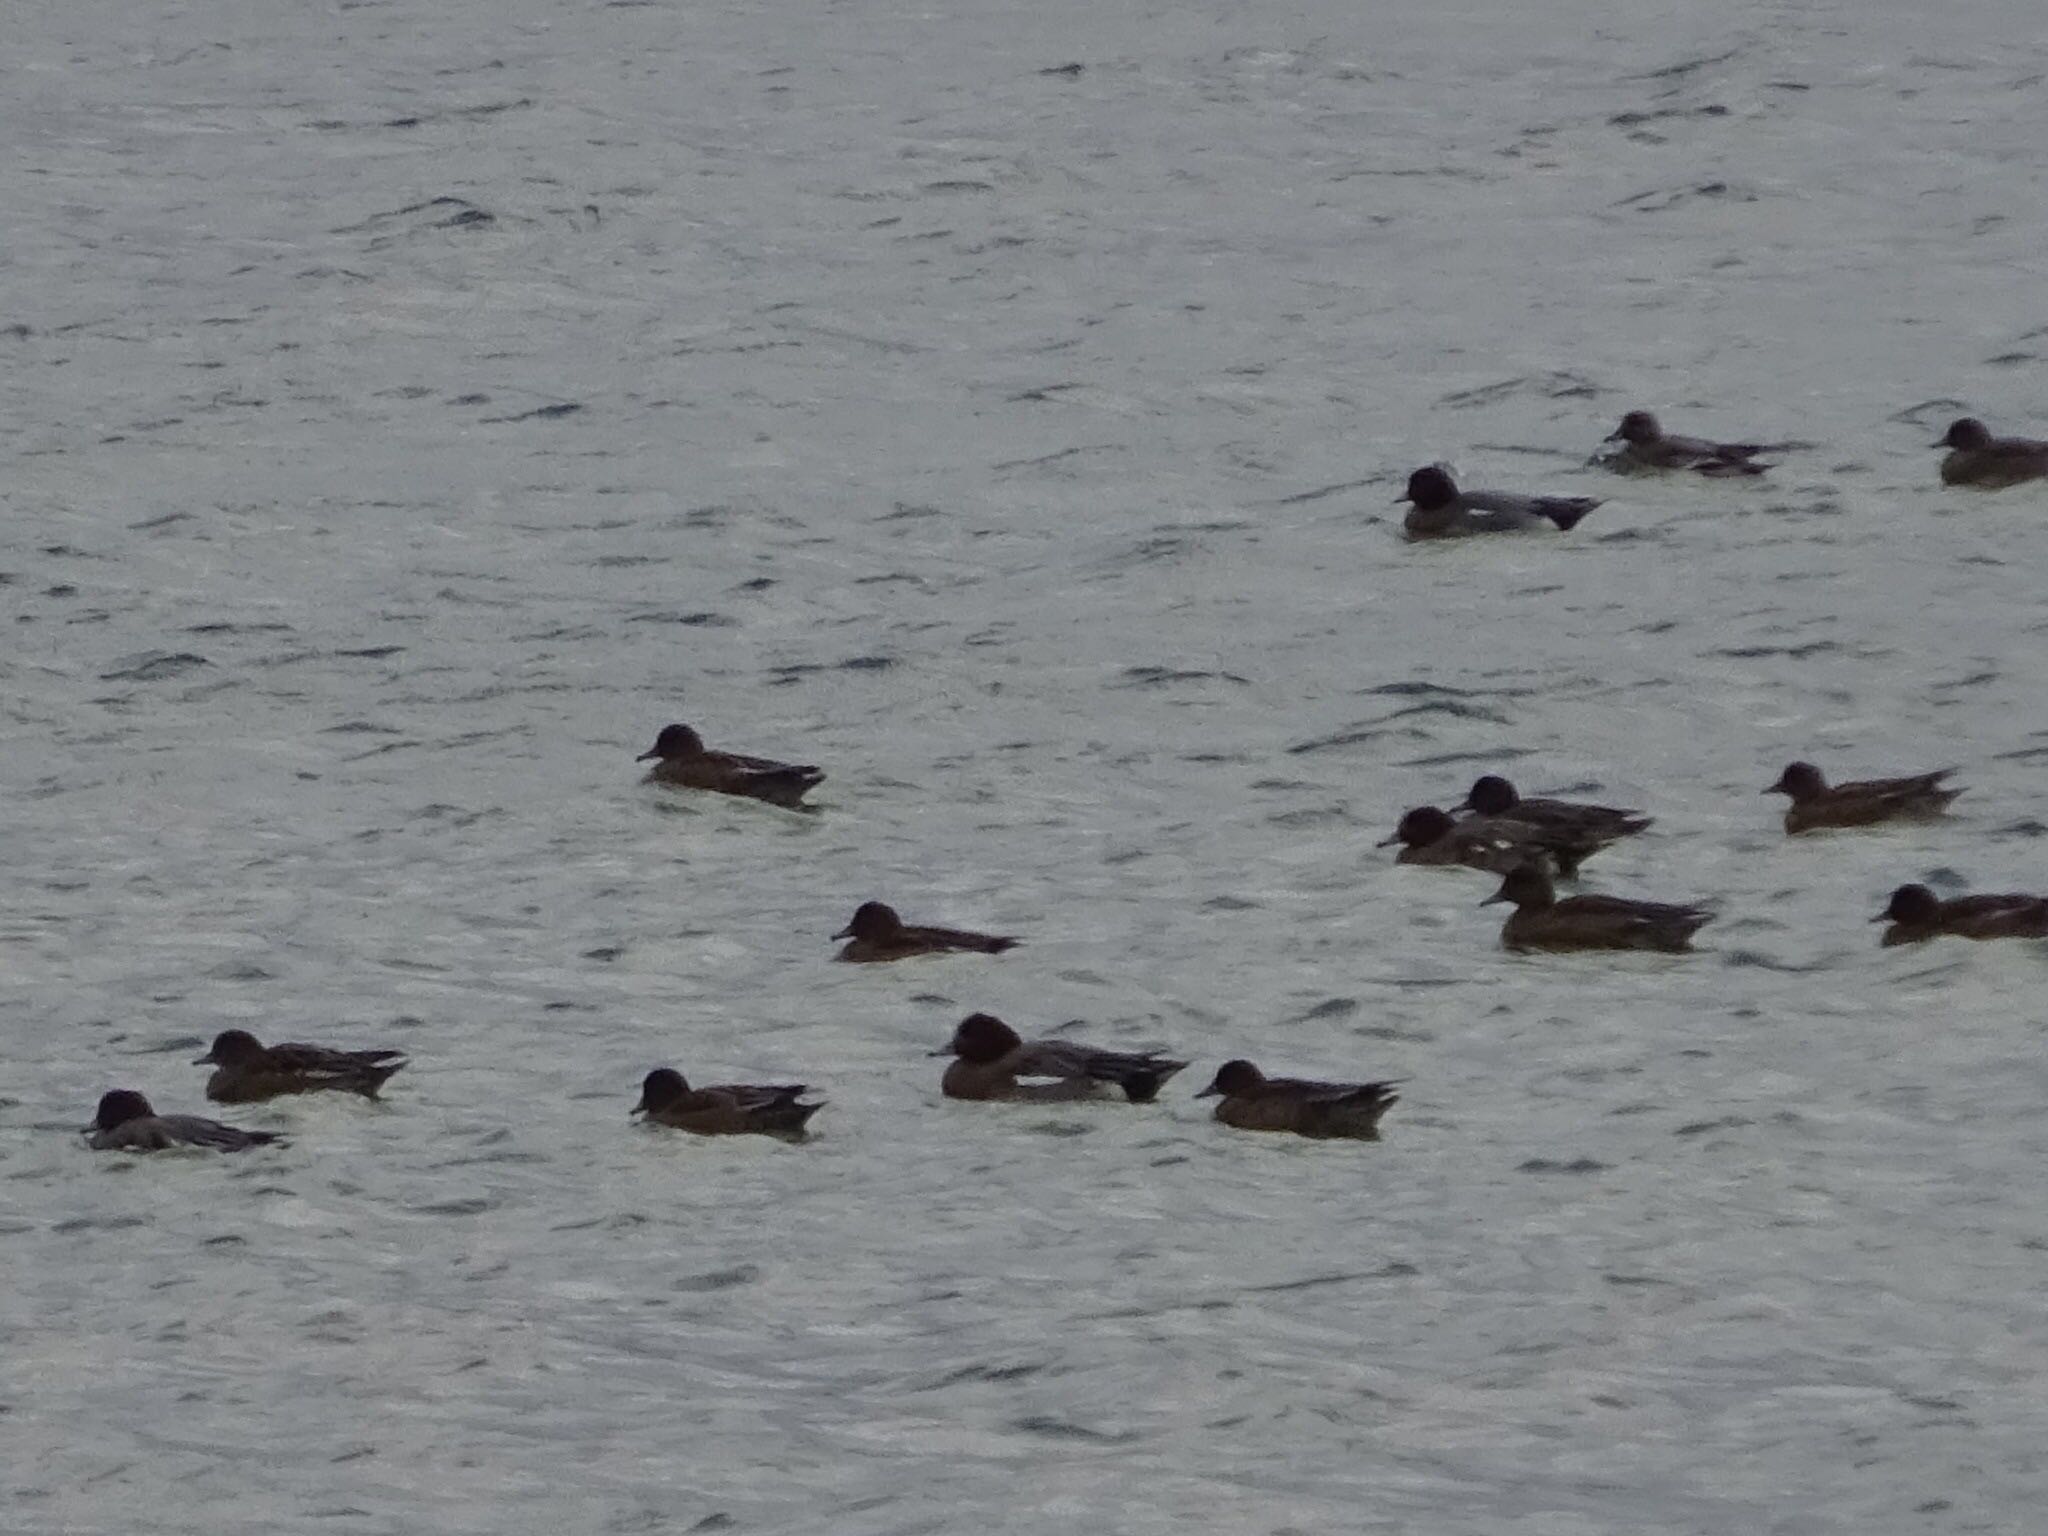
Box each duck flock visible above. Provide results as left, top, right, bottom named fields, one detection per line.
left=83, top=409, right=2048, bottom=1156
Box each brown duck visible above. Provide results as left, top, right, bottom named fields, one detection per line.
left=933, top=1012, right=1186, bottom=1102
left=833, top=901, right=1018, bottom=963
left=84, top=1089, right=284, bottom=1153
left=1874, top=883, right=2048, bottom=947
left=1766, top=761, right=1960, bottom=834
left=632, top=1068, right=822, bottom=1137
left=1483, top=863, right=1712, bottom=953
left=1602, top=410, right=1776, bottom=476
left=1378, top=805, right=1593, bottom=877
left=195, top=1029, right=407, bottom=1103
left=637, top=723, right=824, bottom=808
left=1936, top=418, right=2048, bottom=489
left=1460, top=775, right=1652, bottom=847
left=1195, top=1060, right=1400, bottom=1140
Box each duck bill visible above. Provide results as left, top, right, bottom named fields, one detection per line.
left=192, top=1053, right=219, bottom=1065
left=1194, top=1083, right=1223, bottom=1098
left=1479, top=891, right=1509, bottom=906
left=926, top=1046, right=956, bottom=1058
left=635, top=748, right=661, bottom=761
left=832, top=925, right=855, bottom=940
left=1373, top=832, right=1404, bottom=848
left=1868, top=911, right=1891, bottom=923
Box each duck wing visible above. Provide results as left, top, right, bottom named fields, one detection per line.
left=709, top=1083, right=812, bottom=1112
left=1017, top=1041, right=1187, bottom=1099
left=1258, top=1075, right=1401, bottom=1105
left=705, top=750, right=826, bottom=806
left=1498, top=800, right=1652, bottom=843
left=1460, top=489, right=1602, bottom=531
left=155, top=1114, right=282, bottom=1151
left=267, top=1042, right=408, bottom=1072
left=1557, top=893, right=1712, bottom=923
left=1832, top=769, right=1955, bottom=799
left=908, top=924, right=1019, bottom=954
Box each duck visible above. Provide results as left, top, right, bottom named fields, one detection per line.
left=833, top=901, right=1018, bottom=963
left=1765, top=761, right=1961, bottom=834
left=1378, top=805, right=1595, bottom=877
left=1873, top=883, right=2048, bottom=947
left=1397, top=465, right=1599, bottom=539
left=1601, top=410, right=1774, bottom=476
left=1195, top=1060, right=1400, bottom=1140
left=195, top=1029, right=408, bottom=1103
left=1482, top=862, right=1712, bottom=952
left=932, top=1012, right=1187, bottom=1102
left=631, top=1068, right=823, bottom=1137
left=1935, top=418, right=2048, bottom=489
left=637, top=722, right=824, bottom=808
left=84, top=1089, right=284, bottom=1153
left=1459, top=774, right=1652, bottom=846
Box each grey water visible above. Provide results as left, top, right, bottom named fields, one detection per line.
left=5, top=2, right=2047, bottom=1531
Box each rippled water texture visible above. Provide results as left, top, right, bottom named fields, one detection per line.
left=6, top=2, right=2048, bottom=1531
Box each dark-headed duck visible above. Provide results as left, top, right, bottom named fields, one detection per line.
left=1602, top=410, right=1775, bottom=476
left=1398, top=465, right=1599, bottom=539
left=833, top=901, right=1018, bottom=963
left=632, top=1068, right=822, bottom=1137
left=638, top=723, right=824, bottom=809
left=1378, top=805, right=1592, bottom=877
left=1935, top=418, right=2048, bottom=489
left=196, top=1029, right=407, bottom=1103
left=1483, top=863, right=1712, bottom=953
left=1766, top=761, right=1960, bottom=835
left=84, top=1089, right=284, bottom=1153
left=1874, top=883, right=2048, bottom=947
left=933, top=1012, right=1186, bottom=1103
left=1195, top=1059, right=1400, bottom=1140
left=1460, top=775, right=1652, bottom=846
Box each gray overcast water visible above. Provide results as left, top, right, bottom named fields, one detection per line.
left=5, top=2, right=2046, bottom=1532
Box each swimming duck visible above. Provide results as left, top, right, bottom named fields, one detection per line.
left=1602, top=410, right=1773, bottom=476
left=833, top=901, right=1019, bottom=963
left=631, top=1068, right=823, bottom=1137
left=1483, top=863, right=1712, bottom=952
left=932, top=1012, right=1187, bottom=1102
left=1378, top=805, right=1594, bottom=877
left=1766, top=761, right=1961, bottom=834
left=1195, top=1059, right=1400, bottom=1140
left=637, top=723, right=824, bottom=808
left=1397, top=465, right=1599, bottom=539
left=195, top=1029, right=408, bottom=1103
left=84, top=1089, right=284, bottom=1153
left=1873, top=883, right=2048, bottom=947
left=1460, top=775, right=1652, bottom=846
left=1935, top=418, right=2048, bottom=489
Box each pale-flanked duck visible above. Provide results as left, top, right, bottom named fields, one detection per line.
left=1397, top=465, right=1599, bottom=539
left=632, top=1068, right=822, bottom=1137
left=637, top=723, right=824, bottom=808
left=1766, top=761, right=1961, bottom=835
left=1874, top=883, right=2048, bottom=947
left=1483, top=863, right=1712, bottom=953
left=932, top=1012, right=1186, bottom=1103
left=84, top=1089, right=283, bottom=1153
left=1602, top=410, right=1775, bottom=476
left=1196, top=1060, right=1400, bottom=1140
left=1378, top=806, right=1593, bottom=877
left=1935, top=418, right=2048, bottom=489
left=1460, top=775, right=1652, bottom=847
left=833, top=901, right=1018, bottom=963
left=196, top=1029, right=407, bottom=1103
